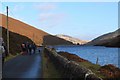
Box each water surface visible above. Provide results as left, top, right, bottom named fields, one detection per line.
left=53, top=45, right=119, bottom=67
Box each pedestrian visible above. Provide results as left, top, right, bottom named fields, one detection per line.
left=0, top=37, right=9, bottom=65
left=21, top=43, right=27, bottom=55
left=32, top=43, right=36, bottom=54
left=1, top=43, right=5, bottom=65
left=3, top=43, right=8, bottom=57
left=0, top=38, right=8, bottom=65
left=28, top=43, right=32, bottom=55
left=25, top=42, right=29, bottom=55
left=38, top=49, right=40, bottom=53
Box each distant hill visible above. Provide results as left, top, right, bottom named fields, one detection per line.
left=0, top=14, right=73, bottom=46
left=86, top=28, right=120, bottom=47
left=43, top=35, right=73, bottom=45
left=56, top=34, right=88, bottom=45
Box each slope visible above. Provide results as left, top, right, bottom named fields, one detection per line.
left=56, top=34, right=88, bottom=45
left=86, top=28, right=120, bottom=47
left=0, top=14, right=73, bottom=46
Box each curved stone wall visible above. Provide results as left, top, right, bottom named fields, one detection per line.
left=44, top=47, right=102, bottom=80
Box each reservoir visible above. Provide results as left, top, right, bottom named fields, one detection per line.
left=53, top=45, right=119, bottom=67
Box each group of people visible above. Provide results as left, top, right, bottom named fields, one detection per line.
left=21, top=42, right=37, bottom=55
left=0, top=36, right=38, bottom=65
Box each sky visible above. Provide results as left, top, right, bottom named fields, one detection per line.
left=0, top=2, right=118, bottom=40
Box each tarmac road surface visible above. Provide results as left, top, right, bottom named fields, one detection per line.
left=2, top=48, right=42, bottom=78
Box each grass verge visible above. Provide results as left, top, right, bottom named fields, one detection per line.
left=5, top=53, right=20, bottom=62
left=41, top=50, right=61, bottom=78
left=78, top=62, right=105, bottom=78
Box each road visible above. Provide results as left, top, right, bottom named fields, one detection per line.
left=2, top=48, right=42, bottom=78
left=0, top=54, right=2, bottom=79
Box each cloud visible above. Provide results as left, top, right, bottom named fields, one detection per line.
left=40, top=22, right=58, bottom=29
left=34, top=3, right=66, bottom=28
left=34, top=3, right=56, bottom=11
left=39, top=13, right=65, bottom=22
left=12, top=5, right=24, bottom=12
left=39, top=13, right=66, bottom=28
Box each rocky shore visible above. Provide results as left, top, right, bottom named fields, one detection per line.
left=58, top=51, right=88, bottom=62
left=58, top=51, right=120, bottom=79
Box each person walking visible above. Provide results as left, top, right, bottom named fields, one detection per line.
left=32, top=43, right=36, bottom=54
left=28, top=43, right=32, bottom=55
left=0, top=38, right=8, bottom=65
left=1, top=43, right=5, bottom=65
left=25, top=42, right=29, bottom=55
left=21, top=43, right=27, bottom=55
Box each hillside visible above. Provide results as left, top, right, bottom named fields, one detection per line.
left=0, top=14, right=48, bottom=45
left=86, top=28, right=120, bottom=47
left=1, top=27, right=34, bottom=54
left=0, top=14, right=73, bottom=46
left=43, top=35, right=73, bottom=45
left=56, top=34, right=88, bottom=45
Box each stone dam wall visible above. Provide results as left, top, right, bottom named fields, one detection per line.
left=44, top=47, right=102, bottom=80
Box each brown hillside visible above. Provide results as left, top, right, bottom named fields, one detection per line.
left=0, top=14, right=48, bottom=45
left=2, top=27, right=34, bottom=54
left=43, top=35, right=73, bottom=45
left=0, top=14, right=73, bottom=46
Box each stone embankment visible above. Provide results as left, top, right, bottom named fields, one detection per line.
left=44, top=47, right=102, bottom=80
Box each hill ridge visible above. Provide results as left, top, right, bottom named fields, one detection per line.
left=86, top=28, right=120, bottom=47
left=56, top=34, right=88, bottom=45
left=0, top=14, right=73, bottom=46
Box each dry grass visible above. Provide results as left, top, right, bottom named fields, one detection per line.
left=78, top=62, right=105, bottom=78
left=41, top=50, right=61, bottom=78
left=5, top=53, right=20, bottom=62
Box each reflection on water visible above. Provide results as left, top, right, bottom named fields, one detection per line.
left=53, top=45, right=119, bottom=67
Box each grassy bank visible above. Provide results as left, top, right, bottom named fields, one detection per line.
left=41, top=49, right=61, bottom=78
left=78, top=62, right=105, bottom=78
left=5, top=53, right=20, bottom=62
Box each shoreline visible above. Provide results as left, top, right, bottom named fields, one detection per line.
left=53, top=45, right=119, bottom=67
left=57, top=50, right=120, bottom=79
left=48, top=44, right=120, bottom=48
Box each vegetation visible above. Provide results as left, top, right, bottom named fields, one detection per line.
left=58, top=51, right=88, bottom=62
left=5, top=53, right=20, bottom=62
left=78, top=62, right=105, bottom=78
left=42, top=49, right=61, bottom=78
left=43, top=35, right=73, bottom=45
left=99, top=64, right=120, bottom=79
left=59, top=51, right=120, bottom=79
left=59, top=51, right=104, bottom=78
left=2, top=27, right=34, bottom=55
